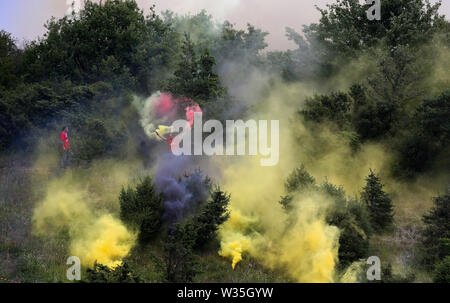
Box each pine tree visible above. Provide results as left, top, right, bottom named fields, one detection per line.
left=421, top=192, right=450, bottom=268
left=433, top=256, right=450, bottom=283
left=119, top=176, right=164, bottom=243
left=193, top=187, right=230, bottom=248
left=163, top=222, right=198, bottom=282
left=361, top=169, right=394, bottom=232
left=165, top=34, right=224, bottom=106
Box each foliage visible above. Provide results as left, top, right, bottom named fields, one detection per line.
left=301, top=92, right=352, bottom=129
left=84, top=262, right=142, bottom=283
left=0, top=30, right=21, bottom=90
left=22, top=1, right=178, bottom=94
left=433, top=256, right=450, bottom=283
left=421, top=192, right=450, bottom=268
left=119, top=176, right=164, bottom=244
left=323, top=183, right=371, bottom=267
left=164, top=33, right=225, bottom=107
left=163, top=222, right=199, bottom=282
left=284, top=164, right=316, bottom=193
left=395, top=91, right=450, bottom=176
left=361, top=170, right=394, bottom=232
left=190, top=187, right=230, bottom=248
left=282, top=165, right=372, bottom=267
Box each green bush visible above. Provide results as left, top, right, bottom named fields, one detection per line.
left=84, top=262, right=142, bottom=283
left=119, top=176, right=164, bottom=244
left=163, top=222, right=199, bottom=282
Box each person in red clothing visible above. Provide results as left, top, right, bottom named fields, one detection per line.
left=60, top=126, right=73, bottom=168
left=155, top=130, right=176, bottom=153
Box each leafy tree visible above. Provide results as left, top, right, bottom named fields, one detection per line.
left=0, top=82, right=94, bottom=153
left=300, top=92, right=352, bottom=129
left=119, top=176, right=164, bottom=244
left=350, top=84, right=399, bottom=140
left=421, top=192, right=450, bottom=268
left=0, top=30, right=21, bottom=90
left=361, top=170, right=394, bottom=232
left=164, top=34, right=224, bottom=106
left=278, top=0, right=445, bottom=81
left=161, top=9, right=218, bottom=53
left=366, top=45, right=430, bottom=107
left=22, top=1, right=178, bottom=94
left=395, top=91, right=450, bottom=176
left=216, top=22, right=268, bottom=64
left=75, top=119, right=109, bottom=162
left=303, top=0, right=443, bottom=57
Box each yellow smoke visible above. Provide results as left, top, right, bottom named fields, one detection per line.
left=32, top=152, right=139, bottom=268
left=70, top=214, right=136, bottom=267
left=214, top=80, right=393, bottom=282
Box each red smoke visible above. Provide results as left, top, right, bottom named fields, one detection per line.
left=154, top=93, right=177, bottom=120
left=154, top=92, right=202, bottom=127
left=185, top=104, right=202, bottom=127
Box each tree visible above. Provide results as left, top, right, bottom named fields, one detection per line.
left=394, top=91, right=450, bottom=177
left=0, top=30, right=21, bottom=90
left=303, top=0, right=443, bottom=57
left=300, top=92, right=352, bottom=129
left=119, top=176, right=164, bottom=244
left=278, top=0, right=445, bottom=81
left=433, top=256, right=450, bottom=283
left=361, top=170, right=394, bottom=232
left=350, top=84, right=399, bottom=141
left=162, top=186, right=230, bottom=281
left=284, top=164, right=316, bottom=194
left=322, top=182, right=371, bottom=267
left=191, top=187, right=230, bottom=248
left=75, top=119, right=109, bottom=162
left=280, top=164, right=316, bottom=211
left=164, top=34, right=224, bottom=106
left=421, top=192, right=450, bottom=268
left=22, top=1, right=178, bottom=94
left=163, top=222, right=199, bottom=282
left=280, top=165, right=372, bottom=267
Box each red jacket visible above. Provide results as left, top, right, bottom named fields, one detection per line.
left=60, top=131, right=69, bottom=150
